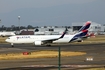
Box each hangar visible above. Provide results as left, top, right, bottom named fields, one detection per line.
left=20, top=21, right=105, bottom=35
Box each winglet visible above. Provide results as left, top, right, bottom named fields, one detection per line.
left=59, top=27, right=68, bottom=38
left=78, top=21, right=91, bottom=32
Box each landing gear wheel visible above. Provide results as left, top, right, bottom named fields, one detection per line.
left=46, top=44, right=51, bottom=46
left=11, top=43, right=14, bottom=47
left=11, top=45, right=14, bottom=47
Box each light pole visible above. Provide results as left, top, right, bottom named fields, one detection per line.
left=0, top=19, right=1, bottom=24
left=58, top=46, right=61, bottom=70
left=18, top=16, right=20, bottom=30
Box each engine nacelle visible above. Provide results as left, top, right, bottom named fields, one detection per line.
left=34, top=41, right=43, bottom=45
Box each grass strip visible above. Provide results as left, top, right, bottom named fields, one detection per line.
left=0, top=51, right=86, bottom=60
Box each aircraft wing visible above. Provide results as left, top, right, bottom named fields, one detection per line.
left=41, top=28, right=68, bottom=43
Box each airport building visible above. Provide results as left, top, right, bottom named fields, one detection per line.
left=19, top=21, right=105, bottom=35
left=34, top=26, right=73, bottom=35
left=72, top=21, right=105, bottom=35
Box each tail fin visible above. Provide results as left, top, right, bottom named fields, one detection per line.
left=70, top=30, right=88, bottom=42
left=78, top=21, right=91, bottom=32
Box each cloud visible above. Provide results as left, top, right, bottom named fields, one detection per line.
left=0, top=0, right=96, bottom=13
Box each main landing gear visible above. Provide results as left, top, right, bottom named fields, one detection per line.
left=11, top=43, right=14, bottom=47
left=46, top=44, right=51, bottom=46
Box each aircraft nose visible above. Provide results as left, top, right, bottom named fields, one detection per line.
left=5, top=39, right=8, bottom=42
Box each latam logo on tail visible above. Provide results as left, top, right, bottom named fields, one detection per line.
left=78, top=21, right=91, bottom=32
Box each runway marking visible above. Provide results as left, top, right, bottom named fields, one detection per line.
left=21, top=65, right=105, bottom=69
left=22, top=64, right=104, bottom=67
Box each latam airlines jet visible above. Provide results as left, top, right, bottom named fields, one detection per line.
left=0, top=31, right=15, bottom=37
left=5, top=21, right=91, bottom=47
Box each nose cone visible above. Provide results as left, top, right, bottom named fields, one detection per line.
left=5, top=39, right=9, bottom=42
left=5, top=39, right=7, bottom=42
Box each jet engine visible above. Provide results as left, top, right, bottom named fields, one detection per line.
left=34, top=41, right=43, bottom=45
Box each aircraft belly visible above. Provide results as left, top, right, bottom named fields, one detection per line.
left=53, top=38, right=69, bottom=43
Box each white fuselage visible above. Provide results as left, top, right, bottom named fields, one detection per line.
left=5, top=35, right=74, bottom=44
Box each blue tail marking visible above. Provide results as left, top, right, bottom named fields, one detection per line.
left=69, top=30, right=88, bottom=42
left=78, top=21, right=91, bottom=32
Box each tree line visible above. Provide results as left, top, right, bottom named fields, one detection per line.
left=0, top=24, right=71, bottom=31
left=0, top=25, right=37, bottom=31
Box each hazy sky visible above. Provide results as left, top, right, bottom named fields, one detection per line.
left=0, top=0, right=105, bottom=26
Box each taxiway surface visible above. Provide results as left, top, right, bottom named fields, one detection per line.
left=0, top=43, right=105, bottom=70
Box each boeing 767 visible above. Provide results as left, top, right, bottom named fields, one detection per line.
left=5, top=21, right=91, bottom=47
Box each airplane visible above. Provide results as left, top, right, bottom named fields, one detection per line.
left=5, top=21, right=91, bottom=47
left=0, top=31, right=16, bottom=37
left=5, top=27, right=68, bottom=47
